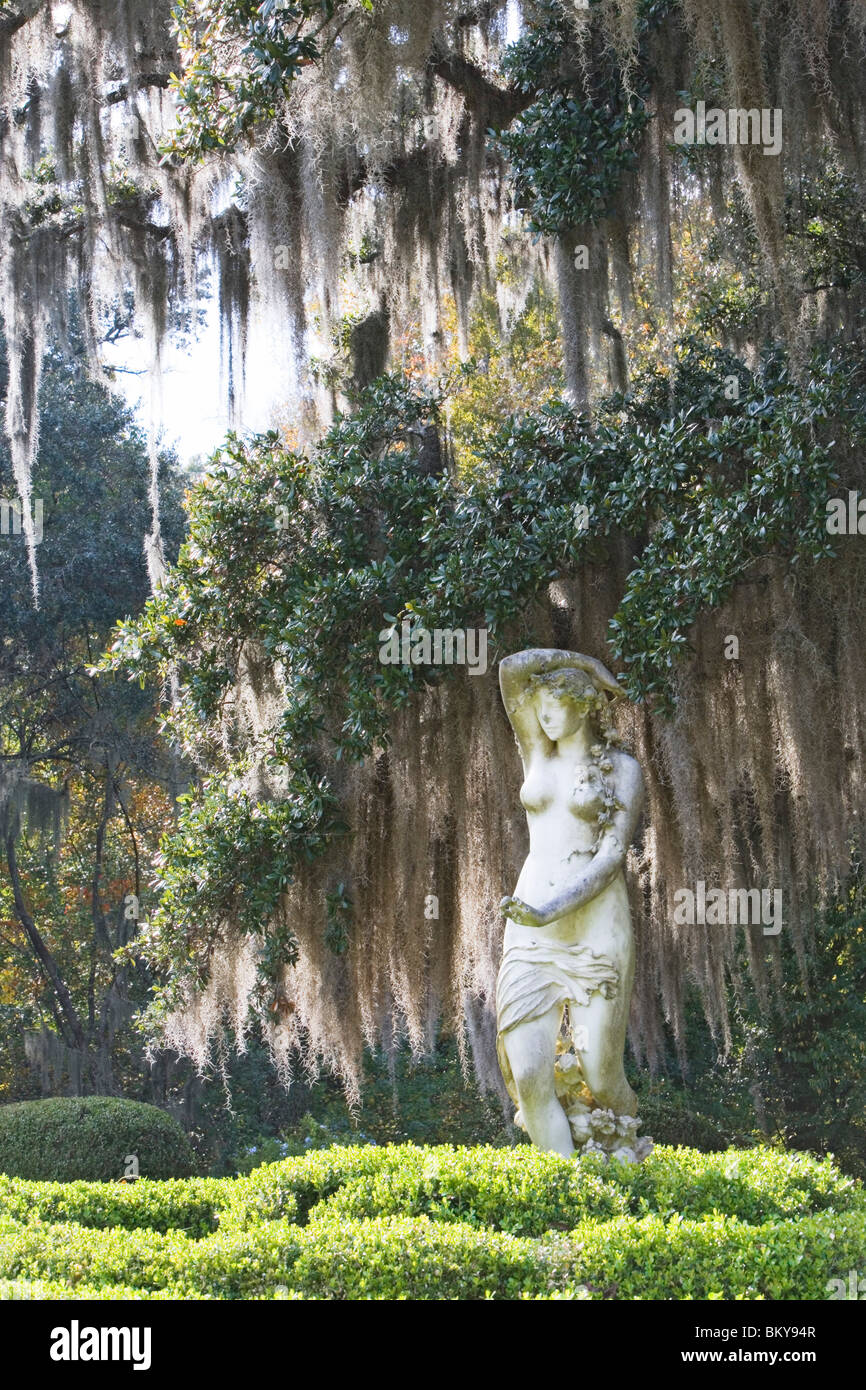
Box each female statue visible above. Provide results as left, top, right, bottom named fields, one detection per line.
left=497, top=648, right=651, bottom=1161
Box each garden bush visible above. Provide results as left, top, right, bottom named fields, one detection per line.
left=598, top=1146, right=866, bottom=1224
left=0, top=1142, right=862, bottom=1299
left=304, top=1143, right=864, bottom=1232
left=0, top=1097, right=197, bottom=1181
left=288, top=1213, right=554, bottom=1300
left=307, top=1146, right=630, bottom=1233
left=561, top=1209, right=866, bottom=1301
left=0, top=1174, right=224, bottom=1235
left=632, top=1095, right=732, bottom=1152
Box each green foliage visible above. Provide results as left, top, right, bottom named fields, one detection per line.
left=142, top=781, right=334, bottom=1005
left=0, top=1174, right=224, bottom=1236
left=620, top=1090, right=732, bottom=1153
left=166, top=0, right=353, bottom=160
left=0, top=317, right=188, bottom=1100
left=274, top=1038, right=511, bottom=1154
left=306, top=1147, right=629, bottom=1233
left=562, top=1208, right=866, bottom=1301
left=794, top=165, right=866, bottom=295
left=690, top=160, right=866, bottom=342
left=494, top=0, right=668, bottom=235
left=0, top=1098, right=197, bottom=1181
left=305, top=1142, right=864, bottom=1231
left=288, top=1212, right=551, bottom=1299
left=1, top=1142, right=862, bottom=1298
left=701, top=888, right=866, bottom=1179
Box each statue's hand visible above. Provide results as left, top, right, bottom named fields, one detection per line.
left=499, top=895, right=545, bottom=927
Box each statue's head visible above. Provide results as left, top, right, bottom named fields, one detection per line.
left=528, top=661, right=623, bottom=744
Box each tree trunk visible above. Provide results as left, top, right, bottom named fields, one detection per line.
left=6, top=829, right=86, bottom=1050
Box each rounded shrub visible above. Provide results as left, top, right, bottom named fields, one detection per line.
left=0, top=1098, right=197, bottom=1181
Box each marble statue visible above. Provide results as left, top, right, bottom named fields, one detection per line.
left=496, top=649, right=652, bottom=1162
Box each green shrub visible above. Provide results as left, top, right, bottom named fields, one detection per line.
left=288, top=1213, right=553, bottom=1299
left=0, top=1098, right=197, bottom=1181
left=4, top=1201, right=863, bottom=1300
left=307, top=1143, right=865, bottom=1233
left=598, top=1145, right=866, bottom=1224
left=0, top=1215, right=301, bottom=1298
left=0, top=1218, right=194, bottom=1294
left=309, top=1146, right=629, bottom=1234
left=0, top=1276, right=190, bottom=1301
left=634, top=1096, right=732, bottom=1152
left=0, top=1174, right=223, bottom=1235
left=227, top=1144, right=408, bottom=1224
left=561, top=1209, right=866, bottom=1300
left=0, top=1142, right=862, bottom=1299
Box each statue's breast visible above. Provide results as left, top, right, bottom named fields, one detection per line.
left=520, top=760, right=605, bottom=821
left=569, top=764, right=606, bottom=820
left=519, top=770, right=554, bottom=811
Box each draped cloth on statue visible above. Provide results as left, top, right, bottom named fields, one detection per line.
left=495, top=939, right=620, bottom=1104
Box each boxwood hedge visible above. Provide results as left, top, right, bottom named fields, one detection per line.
left=0, top=1142, right=862, bottom=1299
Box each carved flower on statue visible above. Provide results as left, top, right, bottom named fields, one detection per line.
left=567, top=1110, right=593, bottom=1143
left=589, top=1108, right=617, bottom=1138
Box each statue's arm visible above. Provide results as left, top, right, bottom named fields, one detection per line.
left=501, top=756, right=644, bottom=927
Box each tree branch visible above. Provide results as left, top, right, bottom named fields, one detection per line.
left=426, top=44, right=533, bottom=129
left=0, top=1, right=43, bottom=43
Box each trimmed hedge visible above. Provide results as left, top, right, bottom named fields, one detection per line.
left=226, top=1144, right=410, bottom=1225
left=0, top=1175, right=224, bottom=1235
left=289, top=1213, right=552, bottom=1299
left=0, top=1216, right=302, bottom=1299
left=3, top=1139, right=855, bottom=1235
left=561, top=1209, right=866, bottom=1301
left=0, top=1098, right=197, bottom=1181
left=2, top=1204, right=863, bottom=1300
left=302, top=1144, right=863, bottom=1234
left=307, top=1147, right=630, bottom=1233
left=1, top=1142, right=863, bottom=1299
left=601, top=1145, right=866, bottom=1224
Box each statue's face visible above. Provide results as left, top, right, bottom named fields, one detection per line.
left=535, top=686, right=587, bottom=742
